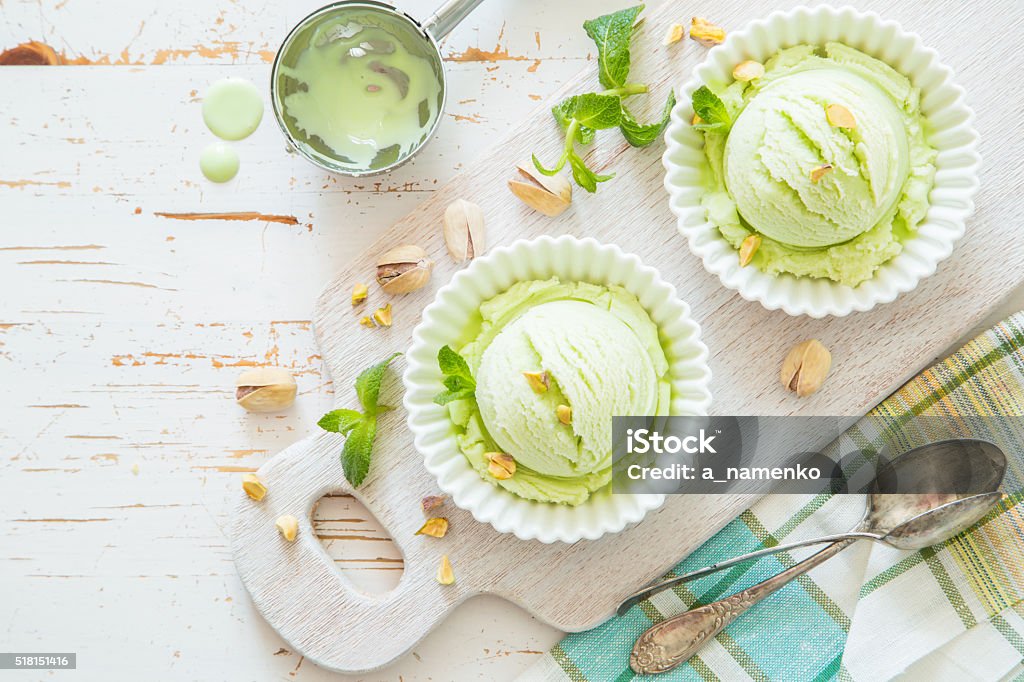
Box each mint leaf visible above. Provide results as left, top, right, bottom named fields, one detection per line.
left=539, top=95, right=621, bottom=181
left=318, top=352, right=402, bottom=488
left=620, top=89, right=676, bottom=147
left=437, top=345, right=474, bottom=384
left=691, top=85, right=731, bottom=130
left=568, top=151, right=614, bottom=193
left=553, top=104, right=595, bottom=145
left=433, top=389, right=476, bottom=406
left=530, top=5, right=661, bottom=194
left=340, top=417, right=376, bottom=487
left=355, top=352, right=401, bottom=415
left=318, top=408, right=364, bottom=435
left=443, top=375, right=474, bottom=392
left=559, top=93, right=622, bottom=130
left=583, top=5, right=644, bottom=90
left=434, top=345, right=477, bottom=405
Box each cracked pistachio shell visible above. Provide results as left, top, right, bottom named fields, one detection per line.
left=376, top=244, right=434, bottom=295
left=443, top=199, right=485, bottom=262
left=235, top=366, right=297, bottom=413
left=780, top=340, right=832, bottom=398
left=508, top=164, right=572, bottom=217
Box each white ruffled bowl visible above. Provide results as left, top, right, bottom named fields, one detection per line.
left=663, top=5, right=981, bottom=318
left=403, top=236, right=712, bottom=543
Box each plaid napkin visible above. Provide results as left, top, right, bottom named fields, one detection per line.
left=522, top=314, right=1024, bottom=681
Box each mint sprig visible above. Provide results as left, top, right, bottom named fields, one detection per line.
left=583, top=5, right=643, bottom=90
left=318, top=352, right=401, bottom=487
left=433, top=345, right=476, bottom=405
left=691, top=85, right=731, bottom=132
left=620, top=89, right=676, bottom=147
left=532, top=5, right=676, bottom=193
left=535, top=94, right=622, bottom=190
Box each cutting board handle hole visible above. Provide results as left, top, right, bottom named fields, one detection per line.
left=312, top=491, right=404, bottom=595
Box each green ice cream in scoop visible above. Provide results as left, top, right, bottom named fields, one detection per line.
left=701, top=43, right=937, bottom=286
left=444, top=278, right=671, bottom=506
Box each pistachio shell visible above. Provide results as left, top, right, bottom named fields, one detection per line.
left=235, top=367, right=297, bottom=413
left=508, top=164, right=572, bottom=217
left=443, top=199, right=486, bottom=262
left=376, top=244, right=433, bottom=295
left=781, top=340, right=832, bottom=398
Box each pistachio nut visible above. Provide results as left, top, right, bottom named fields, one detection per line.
left=421, top=495, right=446, bottom=514
left=780, top=339, right=832, bottom=398
left=276, top=514, right=299, bottom=542
left=235, top=367, right=297, bottom=413
left=508, top=164, right=572, bottom=217
left=733, top=60, right=765, bottom=82
left=825, top=103, right=856, bottom=129
left=739, top=234, right=761, bottom=267
left=351, top=282, right=368, bottom=306
left=443, top=199, right=485, bottom=262
left=376, top=244, right=433, bottom=295
left=522, top=370, right=550, bottom=394
left=663, top=23, right=684, bottom=46
left=810, top=164, right=833, bottom=183
left=436, top=554, right=455, bottom=585
left=416, top=517, right=449, bottom=538
left=487, top=452, right=516, bottom=480
left=690, top=17, right=726, bottom=46
left=373, top=303, right=393, bottom=327
left=241, top=473, right=267, bottom=501
left=556, top=404, right=572, bottom=425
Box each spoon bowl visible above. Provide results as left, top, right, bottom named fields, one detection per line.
left=859, top=438, right=1007, bottom=548
left=877, top=491, right=1003, bottom=549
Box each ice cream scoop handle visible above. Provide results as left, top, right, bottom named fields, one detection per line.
left=422, top=0, right=485, bottom=40
left=630, top=539, right=855, bottom=675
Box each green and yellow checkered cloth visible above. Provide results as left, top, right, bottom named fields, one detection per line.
left=523, top=315, right=1024, bottom=681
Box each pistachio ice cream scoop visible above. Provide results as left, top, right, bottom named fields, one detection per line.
left=701, top=43, right=937, bottom=286
left=445, top=278, right=671, bottom=506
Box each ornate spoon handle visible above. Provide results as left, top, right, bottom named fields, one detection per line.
left=630, top=539, right=855, bottom=675
left=616, top=531, right=877, bottom=616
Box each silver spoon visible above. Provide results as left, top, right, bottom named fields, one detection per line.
left=626, top=438, right=1007, bottom=675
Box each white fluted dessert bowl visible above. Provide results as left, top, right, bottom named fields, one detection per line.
left=403, top=236, right=712, bottom=543
left=663, top=5, right=980, bottom=317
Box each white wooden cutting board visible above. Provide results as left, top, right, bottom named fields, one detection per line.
left=229, top=0, right=1024, bottom=674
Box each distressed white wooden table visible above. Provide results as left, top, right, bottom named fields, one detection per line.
left=1, top=0, right=1022, bottom=680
